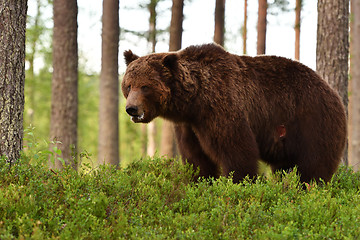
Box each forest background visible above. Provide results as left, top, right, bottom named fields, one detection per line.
left=28, top=0, right=317, bottom=74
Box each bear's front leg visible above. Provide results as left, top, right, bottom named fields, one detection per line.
left=175, top=124, right=219, bottom=180
left=198, top=121, right=260, bottom=183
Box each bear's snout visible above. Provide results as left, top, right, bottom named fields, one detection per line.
left=125, top=90, right=143, bottom=115
left=125, top=105, right=145, bottom=122
left=126, top=106, right=138, bottom=117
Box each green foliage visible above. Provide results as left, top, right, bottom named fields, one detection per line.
left=1, top=153, right=360, bottom=239
left=77, top=71, right=100, bottom=160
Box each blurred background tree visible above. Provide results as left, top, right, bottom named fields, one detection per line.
left=98, top=0, right=120, bottom=166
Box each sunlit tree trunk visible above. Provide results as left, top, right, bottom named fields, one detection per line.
left=161, top=0, right=184, bottom=158
left=295, top=0, right=301, bottom=60
left=147, top=0, right=158, bottom=157
left=98, top=0, right=120, bottom=166
left=316, top=0, right=349, bottom=165
left=350, top=0, right=360, bottom=171
left=49, top=0, right=78, bottom=170
left=148, top=0, right=157, bottom=53
left=0, top=0, right=27, bottom=165
left=257, top=0, right=267, bottom=54
left=214, top=0, right=225, bottom=46
left=243, top=0, right=247, bottom=54
left=169, top=0, right=183, bottom=51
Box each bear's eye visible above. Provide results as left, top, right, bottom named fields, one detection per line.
left=127, top=85, right=131, bottom=92
left=141, top=86, right=149, bottom=93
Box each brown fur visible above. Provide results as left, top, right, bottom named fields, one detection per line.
left=122, top=43, right=347, bottom=183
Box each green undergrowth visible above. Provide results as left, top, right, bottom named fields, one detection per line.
left=0, top=155, right=360, bottom=239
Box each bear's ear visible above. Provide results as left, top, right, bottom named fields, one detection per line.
left=162, top=54, right=178, bottom=70
left=124, top=50, right=139, bottom=66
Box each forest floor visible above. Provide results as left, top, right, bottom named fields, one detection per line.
left=1, top=154, right=360, bottom=239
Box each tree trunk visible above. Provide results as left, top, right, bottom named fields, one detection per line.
left=98, top=0, right=120, bottom=166
left=161, top=120, right=175, bottom=157
left=148, top=0, right=157, bottom=53
left=257, top=0, right=267, bottom=55
left=214, top=0, right=225, bottom=46
left=161, top=0, right=184, bottom=158
left=295, top=0, right=301, bottom=60
left=50, top=0, right=78, bottom=170
left=141, top=124, right=147, bottom=157
left=316, top=0, right=349, bottom=165
left=169, top=0, right=183, bottom=51
left=243, top=0, right=247, bottom=55
left=147, top=0, right=158, bottom=157
left=0, top=0, right=27, bottom=165
left=350, top=0, right=360, bottom=171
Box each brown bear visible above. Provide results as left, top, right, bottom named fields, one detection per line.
left=122, top=43, right=347, bottom=183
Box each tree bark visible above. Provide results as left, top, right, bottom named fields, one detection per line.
left=316, top=0, right=349, bottom=165
left=295, top=0, right=301, bottom=60
left=98, top=0, right=120, bottom=166
left=257, top=0, right=267, bottom=55
left=147, top=0, right=158, bottom=157
left=169, top=0, right=183, bottom=51
left=350, top=0, right=360, bottom=171
left=214, top=0, right=225, bottom=46
left=50, top=0, right=78, bottom=170
left=148, top=0, right=157, bottom=53
left=0, top=0, right=27, bottom=165
left=243, top=0, right=247, bottom=55
left=161, top=0, right=184, bottom=158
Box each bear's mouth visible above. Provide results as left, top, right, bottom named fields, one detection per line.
left=131, top=112, right=145, bottom=123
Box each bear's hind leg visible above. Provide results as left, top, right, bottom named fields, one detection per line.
left=281, top=124, right=341, bottom=183
left=221, top=154, right=259, bottom=183
left=175, top=124, right=219, bottom=180
left=296, top=155, right=339, bottom=183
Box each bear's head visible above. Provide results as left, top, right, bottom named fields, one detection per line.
left=122, top=50, right=180, bottom=123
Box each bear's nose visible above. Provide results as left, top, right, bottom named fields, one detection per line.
left=126, top=106, right=138, bottom=116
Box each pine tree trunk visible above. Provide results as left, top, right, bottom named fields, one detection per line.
left=0, top=1, right=27, bottom=165
left=50, top=0, right=78, bottom=170
left=257, top=0, right=267, bottom=55
left=295, top=0, right=301, bottom=60
left=98, top=0, right=120, bottom=165
left=147, top=0, right=158, bottom=157
left=214, top=0, right=225, bottom=46
left=169, top=0, right=183, bottom=51
left=161, top=120, right=175, bottom=157
left=148, top=0, right=157, bottom=53
left=243, top=0, right=247, bottom=55
left=161, top=0, right=184, bottom=158
left=316, top=0, right=349, bottom=165
left=349, top=0, right=360, bottom=171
